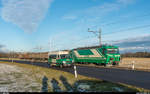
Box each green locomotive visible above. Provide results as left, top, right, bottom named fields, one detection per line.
left=70, top=45, right=121, bottom=66
left=48, top=51, right=73, bottom=68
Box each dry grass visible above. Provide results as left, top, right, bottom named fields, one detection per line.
left=0, top=61, right=149, bottom=92
left=120, top=58, right=150, bottom=70
left=0, top=58, right=23, bottom=60
left=76, top=58, right=150, bottom=72
left=0, top=58, right=47, bottom=62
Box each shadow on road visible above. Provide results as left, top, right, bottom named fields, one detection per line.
left=41, top=76, right=48, bottom=92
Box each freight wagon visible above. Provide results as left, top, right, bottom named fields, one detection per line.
left=18, top=52, right=48, bottom=60
left=70, top=45, right=121, bottom=66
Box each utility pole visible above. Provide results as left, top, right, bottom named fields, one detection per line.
left=39, top=46, right=42, bottom=61
left=12, top=50, right=14, bottom=63
left=99, top=28, right=102, bottom=46
left=48, top=39, right=51, bottom=60
left=88, top=28, right=102, bottom=46
left=142, top=44, right=146, bottom=57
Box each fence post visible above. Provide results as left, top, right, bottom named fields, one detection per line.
left=12, top=58, right=13, bottom=63
left=132, top=61, right=135, bottom=70
left=74, top=65, right=78, bottom=78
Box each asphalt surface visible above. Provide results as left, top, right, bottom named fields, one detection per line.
left=1, top=60, right=150, bottom=90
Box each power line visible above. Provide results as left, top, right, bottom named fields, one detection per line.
left=103, top=24, right=150, bottom=35
left=73, top=24, right=150, bottom=48
left=102, top=13, right=150, bottom=26
left=89, top=12, right=150, bottom=29
left=88, top=28, right=102, bottom=46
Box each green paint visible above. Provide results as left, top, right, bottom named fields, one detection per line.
left=48, top=54, right=73, bottom=67
left=77, top=49, right=94, bottom=55
left=70, top=45, right=121, bottom=65
left=48, top=45, right=121, bottom=67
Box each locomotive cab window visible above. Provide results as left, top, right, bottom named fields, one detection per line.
left=49, top=55, right=57, bottom=59
left=102, top=48, right=106, bottom=54
left=107, top=49, right=119, bottom=54
left=60, top=54, right=70, bottom=59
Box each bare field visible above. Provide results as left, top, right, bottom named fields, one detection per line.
left=120, top=58, right=150, bottom=70
left=0, top=58, right=47, bottom=62
left=76, top=58, right=150, bottom=72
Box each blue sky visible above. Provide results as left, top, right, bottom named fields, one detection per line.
left=0, top=0, right=150, bottom=52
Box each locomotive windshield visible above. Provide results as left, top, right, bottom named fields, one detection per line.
left=49, top=55, right=57, bottom=59
left=107, top=49, right=119, bottom=54
left=60, top=54, right=71, bottom=59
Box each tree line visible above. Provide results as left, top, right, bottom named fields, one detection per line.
left=0, top=51, right=150, bottom=59
left=121, top=52, right=150, bottom=58
left=0, top=52, right=48, bottom=60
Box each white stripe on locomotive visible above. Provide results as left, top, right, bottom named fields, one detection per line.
left=74, top=49, right=102, bottom=58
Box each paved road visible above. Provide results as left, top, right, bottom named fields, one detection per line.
left=1, top=60, right=150, bottom=89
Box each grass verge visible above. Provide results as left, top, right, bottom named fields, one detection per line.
left=0, top=61, right=149, bottom=92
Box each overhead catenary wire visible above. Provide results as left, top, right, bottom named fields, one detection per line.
left=102, top=24, right=150, bottom=35
left=89, top=12, right=150, bottom=29
left=48, top=13, right=150, bottom=51
left=101, top=13, right=150, bottom=26
left=71, top=24, right=150, bottom=49
left=86, top=13, right=150, bottom=39
left=58, top=24, right=150, bottom=50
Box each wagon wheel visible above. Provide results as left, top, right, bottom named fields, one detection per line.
left=104, top=63, right=108, bottom=67
left=112, top=62, right=119, bottom=66
left=50, top=64, right=52, bottom=68
left=116, top=62, right=119, bottom=66
left=48, top=63, right=51, bottom=68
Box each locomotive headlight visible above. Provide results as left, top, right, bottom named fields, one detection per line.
left=115, top=55, right=120, bottom=57
left=63, top=61, right=66, bottom=64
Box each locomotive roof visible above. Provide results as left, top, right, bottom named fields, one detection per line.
left=48, top=50, right=70, bottom=55
left=73, top=45, right=118, bottom=50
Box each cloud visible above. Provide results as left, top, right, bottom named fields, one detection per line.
left=62, top=0, right=136, bottom=34
left=48, top=30, right=99, bottom=51
left=0, top=44, right=5, bottom=48
left=1, top=0, right=53, bottom=32
left=62, top=15, right=77, bottom=20
left=63, top=0, right=135, bottom=21
left=53, top=0, right=136, bottom=51
left=50, top=33, right=150, bottom=53
left=117, top=0, right=135, bottom=5
left=113, top=35, right=150, bottom=53
left=0, top=44, right=8, bottom=53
